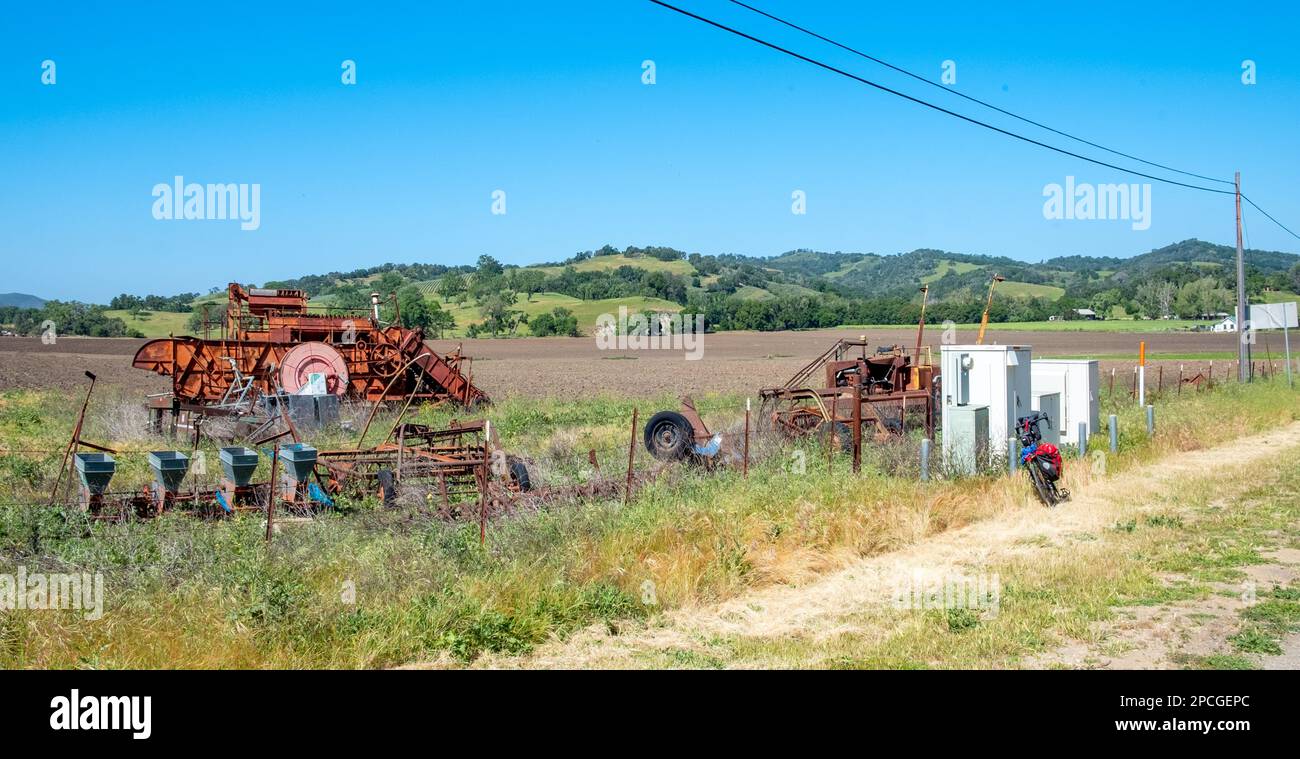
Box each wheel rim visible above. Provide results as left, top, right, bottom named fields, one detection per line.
left=652, top=421, right=682, bottom=452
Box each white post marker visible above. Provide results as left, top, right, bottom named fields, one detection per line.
left=1137, top=340, right=1146, bottom=406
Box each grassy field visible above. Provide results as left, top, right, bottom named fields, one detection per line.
left=843, top=318, right=1215, bottom=333
left=439, top=292, right=682, bottom=336
left=103, top=309, right=190, bottom=337
left=919, top=259, right=981, bottom=283
left=998, top=281, right=1066, bottom=299
left=531, top=254, right=695, bottom=277
left=1259, top=290, right=1300, bottom=304
left=1, top=374, right=1298, bottom=668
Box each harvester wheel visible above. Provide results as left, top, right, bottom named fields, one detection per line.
left=507, top=457, right=533, bottom=492
left=376, top=468, right=397, bottom=507
left=818, top=420, right=854, bottom=454
left=644, top=411, right=694, bottom=461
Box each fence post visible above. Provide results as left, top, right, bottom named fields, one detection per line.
left=1078, top=423, right=1088, bottom=459
left=1008, top=437, right=1018, bottom=476
left=920, top=438, right=931, bottom=482
left=625, top=408, right=638, bottom=505
left=1109, top=414, right=1118, bottom=453
left=266, top=448, right=279, bottom=543
left=396, top=423, right=405, bottom=485
left=1146, top=405, right=1155, bottom=436
left=743, top=398, right=750, bottom=479
left=477, top=460, right=488, bottom=546
left=852, top=385, right=862, bottom=474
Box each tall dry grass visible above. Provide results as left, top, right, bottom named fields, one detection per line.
left=1, top=380, right=1297, bottom=668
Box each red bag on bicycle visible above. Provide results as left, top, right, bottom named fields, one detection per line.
left=1032, top=443, right=1063, bottom=481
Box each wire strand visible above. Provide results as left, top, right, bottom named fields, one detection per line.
left=648, top=0, right=1233, bottom=194
left=652, top=0, right=1300, bottom=243
left=726, top=0, right=1234, bottom=186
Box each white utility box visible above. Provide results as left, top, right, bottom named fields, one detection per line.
left=1031, top=391, right=1062, bottom=446
left=944, top=404, right=989, bottom=475
left=940, top=344, right=1032, bottom=461
left=1030, top=359, right=1099, bottom=446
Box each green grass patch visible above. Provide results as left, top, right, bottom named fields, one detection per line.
left=103, top=309, right=190, bottom=337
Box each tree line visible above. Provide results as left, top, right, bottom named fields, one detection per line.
left=0, top=302, right=137, bottom=338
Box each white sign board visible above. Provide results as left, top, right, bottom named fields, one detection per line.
left=1249, top=302, right=1298, bottom=330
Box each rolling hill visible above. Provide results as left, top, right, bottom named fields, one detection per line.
left=0, top=293, right=46, bottom=309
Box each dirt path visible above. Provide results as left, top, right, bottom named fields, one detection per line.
left=477, top=421, right=1300, bottom=669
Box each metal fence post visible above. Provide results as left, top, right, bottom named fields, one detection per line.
left=1109, top=414, right=1118, bottom=454
left=920, top=438, right=931, bottom=482
left=266, top=448, right=278, bottom=543
left=743, top=398, right=750, bottom=479
left=625, top=408, right=638, bottom=505
left=1078, top=422, right=1088, bottom=459
left=1146, top=405, right=1155, bottom=436
left=1008, top=437, right=1017, bottom=476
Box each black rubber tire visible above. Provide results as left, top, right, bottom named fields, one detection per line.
left=508, top=458, right=533, bottom=492
left=1026, top=464, right=1056, bottom=507
left=818, top=420, right=854, bottom=454
left=376, top=468, right=397, bottom=507
left=644, top=410, right=694, bottom=461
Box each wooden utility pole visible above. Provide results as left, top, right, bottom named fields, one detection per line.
left=976, top=274, right=1004, bottom=345
left=1236, top=171, right=1250, bottom=382
left=915, top=285, right=930, bottom=357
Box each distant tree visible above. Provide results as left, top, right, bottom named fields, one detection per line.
left=508, top=269, right=548, bottom=301
left=476, top=254, right=504, bottom=277
left=375, top=271, right=405, bottom=296
left=436, top=273, right=467, bottom=302
left=428, top=306, right=456, bottom=339
left=529, top=307, right=579, bottom=337
left=395, top=285, right=431, bottom=329
left=1134, top=280, right=1175, bottom=319
left=478, top=291, right=525, bottom=337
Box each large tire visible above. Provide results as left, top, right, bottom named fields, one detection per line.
left=818, top=420, right=854, bottom=454
left=644, top=410, right=694, bottom=461
left=507, top=457, right=533, bottom=492
left=376, top=468, right=397, bottom=507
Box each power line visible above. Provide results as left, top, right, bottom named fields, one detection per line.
left=651, top=0, right=1300, bottom=244
left=647, top=0, right=1233, bottom=194
left=1242, top=195, right=1300, bottom=243
left=726, top=0, right=1234, bottom=186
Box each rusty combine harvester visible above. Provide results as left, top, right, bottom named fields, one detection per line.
left=759, top=338, right=938, bottom=445
left=132, top=283, right=488, bottom=428
left=644, top=337, right=938, bottom=462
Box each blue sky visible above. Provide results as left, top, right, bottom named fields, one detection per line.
left=2, top=1, right=1297, bottom=302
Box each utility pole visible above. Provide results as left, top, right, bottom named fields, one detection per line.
left=1236, top=171, right=1250, bottom=382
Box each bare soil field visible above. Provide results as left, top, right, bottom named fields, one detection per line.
left=0, top=328, right=1267, bottom=400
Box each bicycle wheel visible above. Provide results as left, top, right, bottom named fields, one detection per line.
left=1026, top=464, right=1055, bottom=507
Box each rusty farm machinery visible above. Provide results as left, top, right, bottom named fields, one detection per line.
left=132, top=283, right=488, bottom=436
left=643, top=337, right=939, bottom=464
left=48, top=367, right=530, bottom=523
left=53, top=419, right=534, bottom=523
